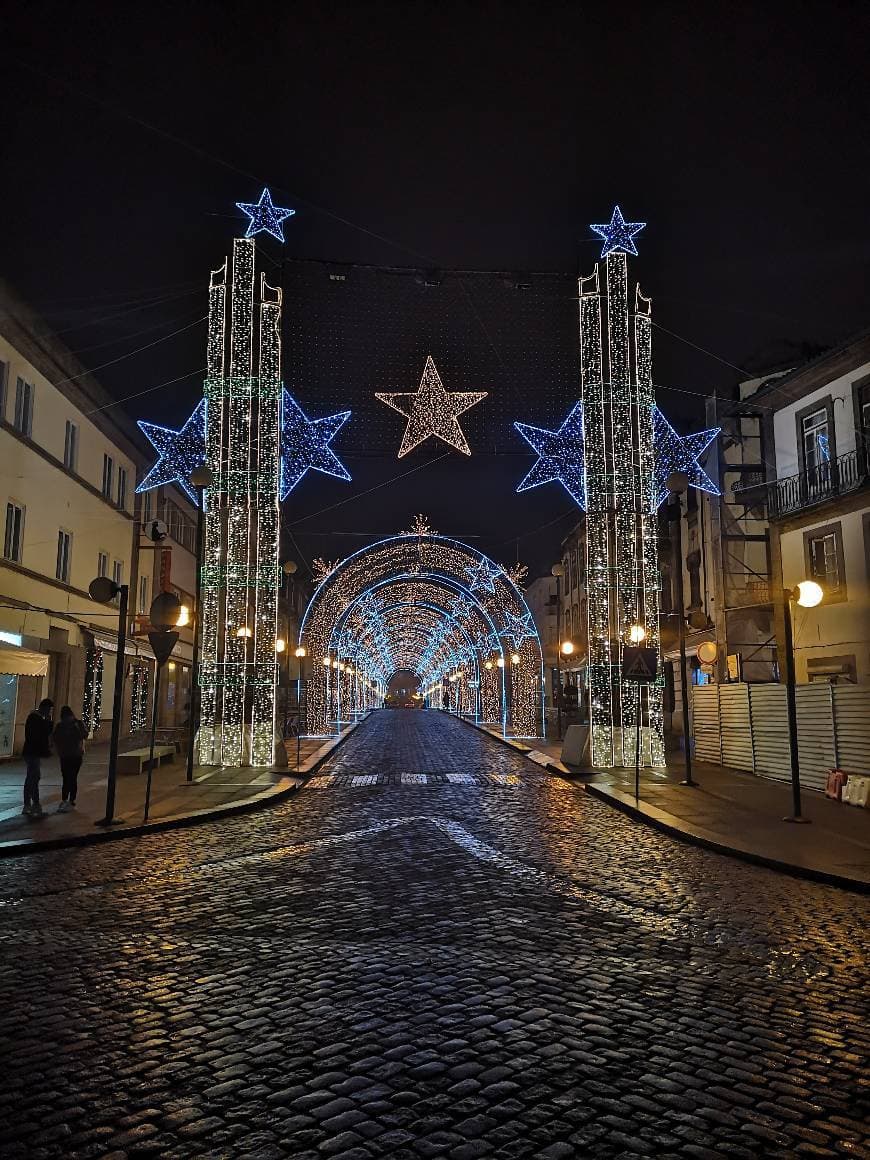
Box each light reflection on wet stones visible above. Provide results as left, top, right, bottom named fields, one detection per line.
left=0, top=709, right=866, bottom=1159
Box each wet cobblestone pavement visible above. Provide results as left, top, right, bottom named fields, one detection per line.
left=0, top=709, right=868, bottom=1159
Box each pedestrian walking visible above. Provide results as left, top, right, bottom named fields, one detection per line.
left=53, top=706, right=87, bottom=812
left=22, top=698, right=53, bottom=819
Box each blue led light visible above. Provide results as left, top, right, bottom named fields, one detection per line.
left=652, top=408, right=721, bottom=509
left=590, top=205, right=646, bottom=259
left=465, top=557, right=503, bottom=594
left=501, top=609, right=537, bottom=650
left=137, top=399, right=207, bottom=504
left=514, top=402, right=586, bottom=510
left=236, top=187, right=295, bottom=242
left=280, top=389, right=351, bottom=501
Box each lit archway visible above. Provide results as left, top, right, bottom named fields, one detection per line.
left=299, top=534, right=544, bottom=737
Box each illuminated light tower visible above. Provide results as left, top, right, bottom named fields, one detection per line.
left=197, top=193, right=292, bottom=767
left=582, top=206, right=664, bottom=768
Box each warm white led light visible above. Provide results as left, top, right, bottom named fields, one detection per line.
left=376, top=356, right=487, bottom=458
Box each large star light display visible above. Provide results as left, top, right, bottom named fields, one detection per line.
left=590, top=205, right=646, bottom=258
left=376, top=355, right=487, bottom=457
left=652, top=407, right=720, bottom=508
left=137, top=399, right=207, bottom=504
left=280, top=389, right=351, bottom=500
left=514, top=402, right=586, bottom=508
left=236, top=187, right=295, bottom=242
left=514, top=402, right=719, bottom=512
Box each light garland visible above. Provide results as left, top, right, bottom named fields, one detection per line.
left=376, top=355, right=487, bottom=457
left=136, top=400, right=207, bottom=505
left=197, top=238, right=281, bottom=767
left=82, top=647, right=103, bottom=736
left=130, top=664, right=149, bottom=731
left=299, top=533, right=544, bottom=736
left=280, top=389, right=351, bottom=500
left=236, top=187, right=295, bottom=242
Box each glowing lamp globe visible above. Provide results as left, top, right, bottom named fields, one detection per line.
left=295, top=646, right=307, bottom=658
left=628, top=624, right=646, bottom=644
left=796, top=580, right=823, bottom=608
left=496, top=657, right=505, bottom=668
left=510, top=653, right=520, bottom=665
left=561, top=640, right=574, bottom=656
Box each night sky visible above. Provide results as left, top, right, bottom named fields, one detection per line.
left=4, top=1, right=870, bottom=578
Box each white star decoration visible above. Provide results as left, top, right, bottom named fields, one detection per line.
left=465, top=557, right=503, bottom=594
left=376, top=355, right=487, bottom=458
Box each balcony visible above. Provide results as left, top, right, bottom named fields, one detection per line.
left=738, top=449, right=869, bottom=519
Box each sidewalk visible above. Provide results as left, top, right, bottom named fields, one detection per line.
left=0, top=726, right=356, bottom=855
left=467, top=720, right=870, bottom=890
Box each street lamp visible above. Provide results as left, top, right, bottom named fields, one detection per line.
left=186, top=463, right=213, bottom=783
left=629, top=624, right=646, bottom=644
left=144, top=591, right=181, bottom=822
left=88, top=575, right=129, bottom=827
left=666, top=470, right=697, bottom=787
left=783, top=578, right=824, bottom=822
left=551, top=562, right=566, bottom=741
left=560, top=640, right=574, bottom=656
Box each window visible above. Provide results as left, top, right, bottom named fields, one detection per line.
left=804, top=522, right=847, bottom=602
left=112, top=560, right=123, bottom=588
left=117, top=466, right=127, bottom=510
left=138, top=574, right=149, bottom=615
left=64, top=421, right=78, bottom=471
left=0, top=360, right=7, bottom=419
left=102, top=454, right=114, bottom=499
left=4, top=502, right=24, bottom=562
left=142, top=491, right=152, bottom=524
left=56, top=530, right=72, bottom=583
left=802, top=408, right=830, bottom=471
left=97, top=551, right=108, bottom=578
left=13, top=378, right=33, bottom=436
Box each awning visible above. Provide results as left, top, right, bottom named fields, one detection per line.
left=0, top=645, right=49, bottom=677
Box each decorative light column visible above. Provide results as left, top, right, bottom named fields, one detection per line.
left=582, top=207, right=664, bottom=767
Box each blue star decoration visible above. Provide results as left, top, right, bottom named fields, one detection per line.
left=652, top=408, right=720, bottom=509
left=236, top=187, right=295, bottom=242
left=514, top=402, right=586, bottom=509
left=465, top=557, right=503, bottom=594
left=137, top=399, right=207, bottom=505
left=280, top=389, right=351, bottom=501
left=501, top=609, right=538, bottom=650
left=590, top=205, right=646, bottom=259
left=514, top=402, right=720, bottom=513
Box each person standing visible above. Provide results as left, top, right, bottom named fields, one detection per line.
left=53, top=706, right=87, bottom=812
left=22, top=698, right=53, bottom=818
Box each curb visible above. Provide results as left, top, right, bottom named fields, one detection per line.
left=0, top=717, right=366, bottom=859
left=451, top=713, right=572, bottom=775
left=583, top=782, right=870, bottom=894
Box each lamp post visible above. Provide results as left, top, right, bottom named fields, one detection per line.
left=89, top=576, right=129, bottom=827
left=551, top=563, right=565, bottom=741
left=666, top=471, right=697, bottom=787
left=185, top=464, right=213, bottom=783
left=783, top=579, right=824, bottom=822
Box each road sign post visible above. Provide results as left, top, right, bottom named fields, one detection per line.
left=622, top=647, right=658, bottom=799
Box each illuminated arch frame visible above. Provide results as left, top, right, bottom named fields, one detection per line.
left=299, top=534, right=544, bottom=737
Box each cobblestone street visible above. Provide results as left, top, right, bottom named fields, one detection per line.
left=0, top=709, right=867, bottom=1159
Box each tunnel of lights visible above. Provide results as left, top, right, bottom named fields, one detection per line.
left=299, top=534, right=544, bottom=737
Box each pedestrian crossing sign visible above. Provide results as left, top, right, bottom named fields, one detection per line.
left=622, top=646, right=658, bottom=682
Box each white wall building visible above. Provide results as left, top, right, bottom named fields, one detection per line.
left=0, top=280, right=147, bottom=753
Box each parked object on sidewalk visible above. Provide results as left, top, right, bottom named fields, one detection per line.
left=842, top=775, right=870, bottom=808
left=117, top=745, right=176, bottom=775
left=53, top=706, right=87, bottom=809
left=825, top=769, right=848, bottom=801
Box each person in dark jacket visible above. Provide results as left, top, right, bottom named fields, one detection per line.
left=52, top=706, right=87, bottom=812
left=22, top=698, right=53, bottom=818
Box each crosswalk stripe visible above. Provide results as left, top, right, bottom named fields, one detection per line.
left=401, top=773, right=428, bottom=784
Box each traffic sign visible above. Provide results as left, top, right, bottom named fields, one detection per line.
left=622, top=646, right=658, bottom=682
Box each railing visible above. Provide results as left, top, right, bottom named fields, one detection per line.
left=763, top=449, right=867, bottom=518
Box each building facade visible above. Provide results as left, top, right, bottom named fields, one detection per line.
left=0, top=280, right=146, bottom=753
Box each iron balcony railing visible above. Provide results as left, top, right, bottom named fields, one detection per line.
left=737, top=448, right=869, bottom=518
